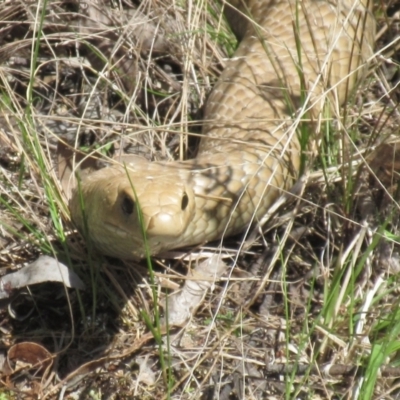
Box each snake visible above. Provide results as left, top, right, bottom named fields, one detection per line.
left=69, top=0, right=375, bottom=260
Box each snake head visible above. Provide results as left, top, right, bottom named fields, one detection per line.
left=70, top=166, right=196, bottom=259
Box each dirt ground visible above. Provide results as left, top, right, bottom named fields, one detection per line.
left=1, top=0, right=400, bottom=399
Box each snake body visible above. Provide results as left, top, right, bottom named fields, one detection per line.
left=69, top=0, right=375, bottom=260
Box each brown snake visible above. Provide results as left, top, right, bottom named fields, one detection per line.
left=69, top=0, right=375, bottom=260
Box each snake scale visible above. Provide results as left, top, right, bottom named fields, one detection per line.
left=69, top=0, right=375, bottom=260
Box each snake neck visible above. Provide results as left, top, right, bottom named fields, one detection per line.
left=161, top=146, right=299, bottom=248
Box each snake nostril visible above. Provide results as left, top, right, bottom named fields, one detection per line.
left=181, top=192, right=189, bottom=211
left=121, top=195, right=135, bottom=216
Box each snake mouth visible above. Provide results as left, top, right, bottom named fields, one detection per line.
left=103, top=221, right=132, bottom=238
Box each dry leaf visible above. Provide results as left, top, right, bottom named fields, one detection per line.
left=7, top=342, right=53, bottom=376
left=164, top=255, right=228, bottom=325
left=0, top=255, right=85, bottom=299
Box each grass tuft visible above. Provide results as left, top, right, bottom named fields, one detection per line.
left=1, top=0, right=400, bottom=398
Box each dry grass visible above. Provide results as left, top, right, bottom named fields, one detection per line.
left=1, top=0, right=400, bottom=399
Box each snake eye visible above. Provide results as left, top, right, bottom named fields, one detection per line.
left=181, top=192, right=189, bottom=211
left=121, top=195, right=135, bottom=216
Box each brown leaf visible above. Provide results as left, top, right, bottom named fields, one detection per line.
left=7, top=342, right=53, bottom=376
